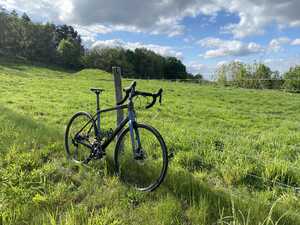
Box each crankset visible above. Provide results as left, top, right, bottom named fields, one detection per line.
left=92, top=142, right=106, bottom=159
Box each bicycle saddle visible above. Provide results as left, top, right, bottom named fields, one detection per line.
left=90, top=88, right=104, bottom=94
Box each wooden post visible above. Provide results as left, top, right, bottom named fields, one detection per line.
left=112, top=66, right=124, bottom=127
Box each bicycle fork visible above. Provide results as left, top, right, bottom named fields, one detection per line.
left=128, top=110, right=143, bottom=159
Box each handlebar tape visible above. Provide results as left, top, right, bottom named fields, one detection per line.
left=123, top=81, right=136, bottom=92
left=145, top=88, right=163, bottom=109
left=116, top=91, right=129, bottom=105
left=116, top=82, right=163, bottom=109
left=117, top=81, right=136, bottom=105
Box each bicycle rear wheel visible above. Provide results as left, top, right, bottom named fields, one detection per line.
left=64, top=111, right=97, bottom=163
left=114, top=123, right=168, bottom=191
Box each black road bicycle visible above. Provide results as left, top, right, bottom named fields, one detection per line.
left=64, top=81, right=168, bottom=191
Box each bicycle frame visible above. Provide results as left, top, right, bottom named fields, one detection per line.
left=96, top=105, right=129, bottom=150
left=76, top=101, right=141, bottom=154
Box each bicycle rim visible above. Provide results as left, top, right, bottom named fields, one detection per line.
left=115, top=124, right=168, bottom=191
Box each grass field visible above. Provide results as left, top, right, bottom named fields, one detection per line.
left=1, top=58, right=300, bottom=224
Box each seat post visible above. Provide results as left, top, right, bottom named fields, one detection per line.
left=96, top=93, right=100, bottom=131
left=96, top=93, right=100, bottom=111
left=90, top=88, right=104, bottom=133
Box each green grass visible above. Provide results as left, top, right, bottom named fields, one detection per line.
left=1, top=58, right=300, bottom=224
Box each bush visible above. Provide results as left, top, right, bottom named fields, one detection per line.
left=283, top=66, right=300, bottom=92
left=215, top=62, right=282, bottom=90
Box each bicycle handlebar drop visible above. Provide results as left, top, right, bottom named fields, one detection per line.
left=116, top=81, right=163, bottom=109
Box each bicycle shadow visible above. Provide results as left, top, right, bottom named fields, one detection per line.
left=104, top=152, right=299, bottom=225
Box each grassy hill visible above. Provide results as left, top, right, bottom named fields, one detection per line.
left=1, top=59, right=300, bottom=224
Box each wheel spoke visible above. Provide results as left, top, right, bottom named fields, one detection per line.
left=115, top=124, right=168, bottom=191
left=65, top=112, right=97, bottom=164
left=74, top=144, right=78, bottom=160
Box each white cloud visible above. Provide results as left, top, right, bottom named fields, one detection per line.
left=1, top=0, right=64, bottom=22
left=91, top=39, right=183, bottom=58
left=186, top=62, right=206, bottom=73
left=73, top=25, right=113, bottom=46
left=1, top=0, right=221, bottom=37
left=3, top=0, right=300, bottom=39
left=263, top=57, right=300, bottom=73
left=291, top=39, right=300, bottom=45
left=216, top=60, right=228, bottom=67
left=198, top=38, right=264, bottom=58
left=268, top=37, right=291, bottom=52
left=267, top=37, right=300, bottom=51
left=186, top=61, right=218, bottom=78
left=220, top=0, right=300, bottom=38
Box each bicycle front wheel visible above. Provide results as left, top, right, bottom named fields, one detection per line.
left=114, top=123, right=168, bottom=191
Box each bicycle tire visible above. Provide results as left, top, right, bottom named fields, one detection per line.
left=114, top=123, right=168, bottom=191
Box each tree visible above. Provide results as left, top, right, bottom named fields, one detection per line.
left=0, top=10, right=58, bottom=62
left=10, top=10, right=18, bottom=17
left=253, top=63, right=273, bottom=89
left=0, top=9, right=9, bottom=53
left=283, top=66, right=300, bottom=92
left=215, top=62, right=249, bottom=86
left=55, top=25, right=83, bottom=51
left=33, top=23, right=57, bottom=62
left=215, top=62, right=278, bottom=89
left=57, top=38, right=82, bottom=68
left=0, top=9, right=190, bottom=76
left=164, top=57, right=187, bottom=79
left=21, top=13, right=31, bottom=22
left=254, top=63, right=272, bottom=79
left=216, top=64, right=227, bottom=85
left=134, top=48, right=157, bottom=78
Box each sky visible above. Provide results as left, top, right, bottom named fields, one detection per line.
left=1, top=0, right=300, bottom=78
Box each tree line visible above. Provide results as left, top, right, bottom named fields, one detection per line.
left=0, top=10, right=84, bottom=68
left=215, top=61, right=300, bottom=92
left=0, top=9, right=195, bottom=80
left=83, top=47, right=193, bottom=79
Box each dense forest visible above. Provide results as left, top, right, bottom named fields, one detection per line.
left=0, top=9, right=194, bottom=79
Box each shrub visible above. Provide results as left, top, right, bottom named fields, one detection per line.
left=283, top=66, right=300, bottom=92
left=215, top=62, right=283, bottom=90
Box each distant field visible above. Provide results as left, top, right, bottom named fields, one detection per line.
left=1, top=59, right=300, bottom=224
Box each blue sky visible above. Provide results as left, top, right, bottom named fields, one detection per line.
left=1, top=0, right=300, bottom=78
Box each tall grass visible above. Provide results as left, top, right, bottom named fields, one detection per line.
left=1, top=58, right=300, bottom=224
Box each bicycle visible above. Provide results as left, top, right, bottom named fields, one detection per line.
left=64, top=81, right=168, bottom=191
